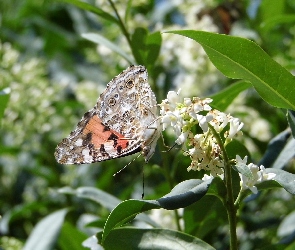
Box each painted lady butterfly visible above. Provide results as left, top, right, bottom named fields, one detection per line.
left=54, top=65, right=160, bottom=164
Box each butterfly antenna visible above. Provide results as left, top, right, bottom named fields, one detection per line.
left=113, top=154, right=141, bottom=177
left=162, top=142, right=178, bottom=153
left=142, top=164, right=145, bottom=199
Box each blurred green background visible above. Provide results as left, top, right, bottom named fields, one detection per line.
left=1, top=0, right=295, bottom=249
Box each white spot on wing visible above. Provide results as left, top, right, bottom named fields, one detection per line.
left=75, top=138, right=83, bottom=146
left=82, top=148, right=93, bottom=162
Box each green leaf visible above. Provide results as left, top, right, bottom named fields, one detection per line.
left=58, top=0, right=119, bottom=24
left=23, top=209, right=68, bottom=250
left=287, top=110, right=295, bottom=138
left=0, top=87, right=10, bottom=123
left=260, top=15, right=295, bottom=32
left=124, top=0, right=133, bottom=26
left=145, top=31, right=162, bottom=70
left=157, top=179, right=212, bottom=210
left=267, top=168, right=295, bottom=194
left=164, top=30, right=295, bottom=110
left=58, top=222, right=87, bottom=250
left=131, top=27, right=148, bottom=65
left=225, top=139, right=250, bottom=162
left=259, top=130, right=292, bottom=168
left=271, top=138, right=295, bottom=169
left=210, top=80, right=252, bottom=111
left=260, top=0, right=284, bottom=21
left=183, top=196, right=226, bottom=238
left=102, top=200, right=160, bottom=243
left=102, top=228, right=215, bottom=250
left=130, top=29, right=161, bottom=68
left=206, top=176, right=226, bottom=200
left=101, top=179, right=212, bottom=243
left=277, top=210, right=295, bottom=238
left=82, top=33, right=135, bottom=64
left=59, top=186, right=121, bottom=211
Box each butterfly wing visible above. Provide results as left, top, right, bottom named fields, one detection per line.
left=55, top=65, right=158, bottom=164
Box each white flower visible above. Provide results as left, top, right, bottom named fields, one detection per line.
left=228, top=118, right=244, bottom=139
left=159, top=91, right=244, bottom=179
left=237, top=155, right=276, bottom=194
left=236, top=155, right=247, bottom=166
left=196, top=114, right=213, bottom=132
left=176, top=132, right=189, bottom=145
left=167, top=90, right=179, bottom=104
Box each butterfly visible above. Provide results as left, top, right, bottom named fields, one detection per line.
left=54, top=65, right=161, bottom=164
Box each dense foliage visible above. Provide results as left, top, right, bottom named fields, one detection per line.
left=1, top=0, right=295, bottom=249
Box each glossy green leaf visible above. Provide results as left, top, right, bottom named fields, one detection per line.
left=58, top=0, right=119, bottom=24
left=102, top=179, right=212, bottom=243
left=164, top=30, right=295, bottom=110
left=271, top=138, right=295, bottom=169
left=157, top=179, right=212, bottom=210
left=23, top=209, right=68, bottom=250
left=103, top=228, right=215, bottom=250
left=210, top=80, right=251, bottom=111
left=102, top=199, right=159, bottom=242
left=259, top=130, right=292, bottom=168
left=82, top=33, right=134, bottom=64
left=268, top=168, right=295, bottom=194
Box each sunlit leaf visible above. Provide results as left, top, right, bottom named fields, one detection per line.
left=210, top=80, right=251, bottom=111
left=58, top=0, right=119, bottom=24
left=82, top=33, right=134, bottom=64
left=23, top=209, right=68, bottom=250
left=164, top=30, right=295, bottom=110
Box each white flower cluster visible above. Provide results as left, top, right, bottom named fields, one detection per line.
left=160, top=90, right=244, bottom=177
left=236, top=156, right=276, bottom=194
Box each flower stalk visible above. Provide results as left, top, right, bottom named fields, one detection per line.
left=209, top=123, right=237, bottom=249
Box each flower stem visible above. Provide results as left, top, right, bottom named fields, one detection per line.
left=209, top=124, right=238, bottom=249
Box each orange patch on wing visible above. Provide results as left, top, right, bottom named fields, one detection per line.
left=82, top=115, right=129, bottom=149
